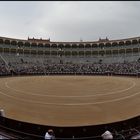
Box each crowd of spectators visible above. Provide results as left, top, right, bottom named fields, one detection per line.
left=0, top=61, right=140, bottom=75
left=3, top=61, right=140, bottom=76
left=0, top=56, right=140, bottom=76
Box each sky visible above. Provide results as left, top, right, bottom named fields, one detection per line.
left=0, top=1, right=140, bottom=42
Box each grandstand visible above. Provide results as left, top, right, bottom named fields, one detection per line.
left=0, top=36, right=140, bottom=63
left=0, top=36, right=140, bottom=75
left=0, top=36, right=140, bottom=139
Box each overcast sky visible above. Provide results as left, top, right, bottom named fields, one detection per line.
left=0, top=1, right=140, bottom=42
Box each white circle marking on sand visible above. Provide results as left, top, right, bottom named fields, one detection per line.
left=0, top=80, right=139, bottom=106
left=4, top=78, right=136, bottom=98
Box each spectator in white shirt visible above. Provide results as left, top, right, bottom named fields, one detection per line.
left=44, top=129, right=55, bottom=140
left=101, top=130, right=113, bottom=139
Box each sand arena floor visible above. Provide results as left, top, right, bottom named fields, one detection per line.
left=0, top=75, right=140, bottom=126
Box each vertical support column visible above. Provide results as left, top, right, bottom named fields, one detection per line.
left=124, top=48, right=126, bottom=63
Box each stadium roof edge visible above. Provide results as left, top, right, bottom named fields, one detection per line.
left=0, top=36, right=140, bottom=44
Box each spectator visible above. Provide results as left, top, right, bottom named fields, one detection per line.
left=0, top=109, right=5, bottom=117
left=45, top=129, right=55, bottom=140
left=101, top=130, right=113, bottom=139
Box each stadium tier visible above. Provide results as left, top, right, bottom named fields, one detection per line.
left=0, top=36, right=140, bottom=75
left=0, top=36, right=140, bottom=64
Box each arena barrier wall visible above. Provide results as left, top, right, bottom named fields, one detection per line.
left=0, top=115, right=140, bottom=139
left=1, top=71, right=139, bottom=77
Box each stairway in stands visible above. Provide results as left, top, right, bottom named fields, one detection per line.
left=0, top=54, right=10, bottom=72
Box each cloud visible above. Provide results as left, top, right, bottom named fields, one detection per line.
left=0, top=1, right=140, bottom=41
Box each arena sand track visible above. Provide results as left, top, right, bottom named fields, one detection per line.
left=0, top=76, right=140, bottom=126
